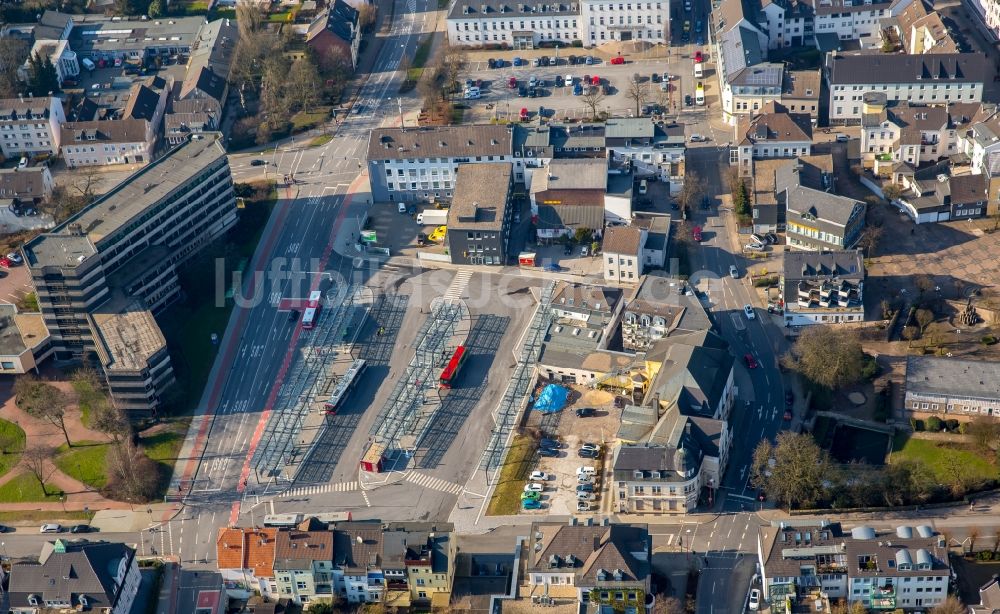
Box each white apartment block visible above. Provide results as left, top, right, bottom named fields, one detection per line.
left=0, top=97, right=65, bottom=158
left=603, top=226, right=647, bottom=284
left=60, top=118, right=156, bottom=168
left=446, top=0, right=668, bottom=47
left=759, top=522, right=950, bottom=611
left=825, top=53, right=989, bottom=123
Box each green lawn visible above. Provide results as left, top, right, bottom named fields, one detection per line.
left=413, top=36, right=434, bottom=69
left=0, top=419, right=25, bottom=479
left=486, top=435, right=537, bottom=516
left=142, top=428, right=186, bottom=465
left=0, top=473, right=64, bottom=503
left=290, top=107, right=332, bottom=132
left=54, top=441, right=110, bottom=490
left=892, top=433, right=1000, bottom=485
left=268, top=10, right=294, bottom=22
left=71, top=377, right=107, bottom=428
left=0, top=510, right=92, bottom=523
left=308, top=134, right=333, bottom=147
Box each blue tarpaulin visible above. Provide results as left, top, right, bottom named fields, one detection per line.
left=533, top=384, right=568, bottom=413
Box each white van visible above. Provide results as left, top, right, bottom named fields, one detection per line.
left=693, top=63, right=703, bottom=78
left=81, top=57, right=95, bottom=71
left=576, top=466, right=596, bottom=476
left=639, top=180, right=648, bottom=195
left=463, top=87, right=480, bottom=99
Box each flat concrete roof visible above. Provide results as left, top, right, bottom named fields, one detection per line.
left=0, top=305, right=48, bottom=357
left=91, top=296, right=166, bottom=372
left=25, top=134, right=227, bottom=269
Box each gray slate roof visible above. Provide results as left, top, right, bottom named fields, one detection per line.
left=905, top=355, right=1000, bottom=400
left=783, top=249, right=864, bottom=280
left=448, top=163, right=512, bottom=231
left=449, top=0, right=579, bottom=19
left=368, top=125, right=512, bottom=161
left=826, top=53, right=990, bottom=85
left=8, top=540, right=135, bottom=611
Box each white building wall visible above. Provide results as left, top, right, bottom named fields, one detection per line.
left=62, top=139, right=152, bottom=168
left=448, top=14, right=579, bottom=46
left=0, top=98, right=65, bottom=157
left=829, top=82, right=984, bottom=122
left=604, top=247, right=643, bottom=283
left=752, top=141, right=812, bottom=158
left=580, top=0, right=668, bottom=46
left=605, top=192, right=632, bottom=223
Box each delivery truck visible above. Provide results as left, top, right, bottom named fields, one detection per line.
left=417, top=209, right=449, bottom=225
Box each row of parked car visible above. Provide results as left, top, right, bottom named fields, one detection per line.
left=523, top=437, right=605, bottom=512
left=488, top=54, right=608, bottom=69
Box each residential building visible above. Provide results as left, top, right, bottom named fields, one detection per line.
left=382, top=523, right=456, bottom=610
left=904, top=355, right=1000, bottom=418
left=643, top=327, right=736, bottom=419
left=973, top=0, right=1000, bottom=43
left=18, top=39, right=80, bottom=86
left=447, top=0, right=581, bottom=48
left=307, top=0, right=362, bottom=70
left=0, top=304, right=52, bottom=375
left=8, top=539, right=140, bottom=614
left=605, top=118, right=686, bottom=191
left=61, top=116, right=160, bottom=168
left=749, top=158, right=785, bottom=233
left=893, top=161, right=988, bottom=223
left=446, top=163, right=515, bottom=266
left=333, top=522, right=384, bottom=603
left=824, top=53, right=989, bottom=123
left=0, top=166, right=54, bottom=204
left=521, top=521, right=652, bottom=611
left=969, top=575, right=1000, bottom=614
left=781, top=155, right=866, bottom=250
left=781, top=250, right=865, bottom=326
left=178, top=18, right=238, bottom=108
left=366, top=125, right=514, bottom=203
left=165, top=98, right=222, bottom=146
left=781, top=69, right=822, bottom=123
left=808, top=0, right=904, bottom=45
left=883, top=0, right=958, bottom=54
left=714, top=0, right=783, bottom=124
left=613, top=413, right=729, bottom=513
left=860, top=96, right=984, bottom=170
left=732, top=102, right=813, bottom=175
left=603, top=226, right=647, bottom=284
left=633, top=213, right=670, bottom=271
left=24, top=134, right=236, bottom=414
left=217, top=527, right=279, bottom=598
left=620, top=274, right=711, bottom=352
left=579, top=0, right=669, bottom=46
left=67, top=13, right=204, bottom=64
left=530, top=158, right=607, bottom=240
left=758, top=521, right=950, bottom=611
left=0, top=96, right=65, bottom=158
left=272, top=529, right=335, bottom=606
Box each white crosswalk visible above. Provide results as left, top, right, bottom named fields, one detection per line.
left=406, top=471, right=463, bottom=495
left=442, top=269, right=473, bottom=302
left=281, top=481, right=359, bottom=497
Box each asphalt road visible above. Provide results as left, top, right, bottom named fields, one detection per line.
left=162, top=0, right=435, bottom=565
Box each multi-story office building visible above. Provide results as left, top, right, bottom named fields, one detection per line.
left=366, top=125, right=514, bottom=203
left=758, top=521, right=951, bottom=611
left=904, top=355, right=1000, bottom=419
left=0, top=97, right=66, bottom=158
left=579, top=0, right=668, bottom=45
left=446, top=163, right=515, bottom=266
left=824, top=53, right=989, bottom=123
left=24, top=134, right=236, bottom=414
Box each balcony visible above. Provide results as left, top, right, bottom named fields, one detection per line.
left=870, top=585, right=895, bottom=610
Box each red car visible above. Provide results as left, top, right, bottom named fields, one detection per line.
left=0, top=258, right=10, bottom=269
left=610, top=56, right=625, bottom=65
left=744, top=353, right=758, bottom=369
left=694, top=51, right=703, bottom=63
left=591, top=75, right=600, bottom=85
left=692, top=225, right=702, bottom=242
left=783, top=409, right=793, bottom=421
left=508, top=76, right=517, bottom=88
left=520, top=107, right=529, bottom=120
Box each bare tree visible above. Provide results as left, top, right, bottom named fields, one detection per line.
left=783, top=326, right=864, bottom=390
left=287, top=56, right=322, bottom=113
left=915, top=308, right=935, bottom=335
left=882, top=183, right=903, bottom=202
left=625, top=73, right=649, bottom=117
left=90, top=402, right=130, bottom=443
left=438, top=41, right=468, bottom=101
left=22, top=445, right=55, bottom=496
left=105, top=438, right=159, bottom=502
left=236, top=3, right=265, bottom=38
left=914, top=274, right=935, bottom=297
left=580, top=87, right=607, bottom=120
left=654, top=597, right=684, bottom=614
left=357, top=3, right=378, bottom=30
left=969, top=526, right=980, bottom=554
left=930, top=597, right=966, bottom=614
left=675, top=170, right=705, bottom=220
left=857, top=224, right=883, bottom=258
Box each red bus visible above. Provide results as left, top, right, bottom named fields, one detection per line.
left=439, top=345, right=468, bottom=389
left=302, top=290, right=323, bottom=329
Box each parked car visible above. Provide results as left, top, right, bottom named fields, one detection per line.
left=577, top=483, right=595, bottom=492
left=524, top=482, right=544, bottom=493
left=487, top=58, right=497, bottom=69
left=539, top=447, right=559, bottom=457
left=513, top=56, right=523, bottom=66
left=614, top=395, right=627, bottom=409
left=783, top=409, right=793, bottom=421
left=766, top=232, right=779, bottom=244
left=577, top=501, right=593, bottom=511
left=651, top=72, right=661, bottom=82
left=0, top=525, right=10, bottom=533
left=580, top=245, right=589, bottom=256
left=532, top=57, right=541, bottom=67
left=6, top=252, right=22, bottom=265
left=573, top=83, right=583, bottom=95
left=521, top=490, right=541, bottom=501
left=579, top=449, right=598, bottom=458
left=591, top=75, right=600, bottom=86
left=689, top=133, right=706, bottom=142
left=0, top=257, right=11, bottom=268
left=581, top=443, right=600, bottom=453
left=749, top=589, right=761, bottom=611
left=555, top=76, right=564, bottom=87
left=40, top=524, right=62, bottom=533
left=585, top=55, right=595, bottom=65
left=836, top=134, right=850, bottom=142
left=568, top=54, right=578, bottom=64
left=692, top=225, right=702, bottom=242
left=520, top=107, right=529, bottom=120
left=577, top=473, right=594, bottom=483
left=530, top=471, right=549, bottom=481
left=744, top=353, right=758, bottom=369
left=743, top=304, right=756, bottom=320
left=685, top=94, right=693, bottom=106
left=540, top=437, right=561, bottom=449
left=70, top=524, right=93, bottom=534
left=508, top=76, right=517, bottom=88
left=577, top=466, right=596, bottom=476
left=575, top=407, right=595, bottom=417
left=522, top=499, right=543, bottom=510
left=577, top=492, right=597, bottom=501
left=694, top=50, right=703, bottom=63
left=610, top=56, right=625, bottom=65
left=250, top=159, right=266, bottom=166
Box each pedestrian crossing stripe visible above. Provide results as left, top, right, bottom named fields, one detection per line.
left=405, top=471, right=463, bottom=495
left=281, top=481, right=359, bottom=497
left=442, top=270, right=473, bottom=302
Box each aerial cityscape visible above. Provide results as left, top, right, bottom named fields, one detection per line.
left=2, top=0, right=1000, bottom=612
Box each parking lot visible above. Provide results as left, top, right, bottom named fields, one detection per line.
left=458, top=52, right=715, bottom=124
left=522, top=386, right=622, bottom=515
